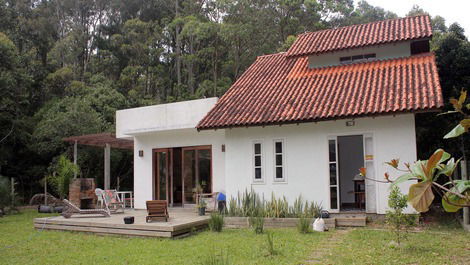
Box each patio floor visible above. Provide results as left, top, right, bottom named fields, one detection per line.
left=33, top=207, right=210, bottom=238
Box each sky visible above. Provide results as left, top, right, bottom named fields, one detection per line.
left=358, top=0, right=470, bottom=35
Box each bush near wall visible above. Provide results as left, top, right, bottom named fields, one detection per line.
left=227, top=190, right=323, bottom=218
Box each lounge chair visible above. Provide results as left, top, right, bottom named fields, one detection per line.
left=146, top=200, right=169, bottom=222
left=61, top=199, right=110, bottom=218
left=96, top=189, right=125, bottom=214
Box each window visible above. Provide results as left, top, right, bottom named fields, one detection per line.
left=410, top=40, right=430, bottom=55
left=253, top=142, right=263, bottom=182
left=340, top=53, right=376, bottom=64
left=274, top=140, right=285, bottom=182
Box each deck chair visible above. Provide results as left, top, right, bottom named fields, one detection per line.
left=61, top=199, right=110, bottom=218
left=97, top=189, right=125, bottom=214
left=146, top=200, right=169, bottom=222
left=196, top=192, right=219, bottom=212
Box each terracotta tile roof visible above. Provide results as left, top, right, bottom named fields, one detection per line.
left=286, top=15, right=432, bottom=57
left=197, top=53, right=443, bottom=130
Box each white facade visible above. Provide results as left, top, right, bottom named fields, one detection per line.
left=116, top=98, right=418, bottom=214
left=131, top=129, right=225, bottom=209
left=224, top=114, right=417, bottom=214
left=116, top=98, right=225, bottom=209
left=308, top=40, right=415, bottom=69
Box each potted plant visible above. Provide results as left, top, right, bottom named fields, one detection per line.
left=197, top=199, right=207, bottom=216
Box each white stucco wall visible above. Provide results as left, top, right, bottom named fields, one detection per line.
left=116, top=97, right=218, bottom=138
left=308, top=40, right=414, bottom=69
left=132, top=129, right=225, bottom=209
left=224, top=114, right=418, bottom=214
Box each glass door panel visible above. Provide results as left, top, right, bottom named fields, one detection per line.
left=155, top=150, right=169, bottom=201
left=328, top=139, right=339, bottom=211
left=182, top=146, right=212, bottom=204
left=198, top=149, right=211, bottom=193
left=183, top=150, right=196, bottom=203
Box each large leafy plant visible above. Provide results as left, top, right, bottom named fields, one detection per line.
left=382, top=149, right=467, bottom=212
left=374, top=90, right=470, bottom=213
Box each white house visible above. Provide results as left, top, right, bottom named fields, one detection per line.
left=116, top=15, right=443, bottom=215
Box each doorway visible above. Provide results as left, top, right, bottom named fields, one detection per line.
left=328, top=135, right=365, bottom=212
left=153, top=145, right=212, bottom=206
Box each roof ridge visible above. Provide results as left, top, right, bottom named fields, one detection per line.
left=298, top=15, right=430, bottom=37
left=257, top=52, right=286, bottom=59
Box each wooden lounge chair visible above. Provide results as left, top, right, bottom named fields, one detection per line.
left=146, top=200, right=169, bottom=222
left=61, top=199, right=110, bottom=218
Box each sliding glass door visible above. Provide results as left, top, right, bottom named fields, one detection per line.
left=154, top=149, right=170, bottom=201
left=182, top=146, right=212, bottom=204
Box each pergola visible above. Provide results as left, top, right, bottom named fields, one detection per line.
left=63, top=133, right=133, bottom=189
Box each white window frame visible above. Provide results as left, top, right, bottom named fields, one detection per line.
left=273, top=139, right=286, bottom=183
left=252, top=140, right=264, bottom=183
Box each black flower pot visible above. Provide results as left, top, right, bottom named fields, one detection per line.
left=198, top=207, right=206, bottom=216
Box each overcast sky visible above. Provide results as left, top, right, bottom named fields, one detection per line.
left=358, top=0, right=470, bottom=35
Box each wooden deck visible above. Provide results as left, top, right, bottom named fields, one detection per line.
left=34, top=208, right=209, bottom=238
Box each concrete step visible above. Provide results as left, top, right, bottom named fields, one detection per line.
left=335, top=217, right=366, bottom=227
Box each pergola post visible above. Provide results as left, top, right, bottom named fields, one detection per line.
left=73, top=140, right=78, bottom=178
left=104, top=143, right=111, bottom=190
left=462, top=160, right=469, bottom=226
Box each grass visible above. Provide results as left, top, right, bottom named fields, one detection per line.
left=0, top=210, right=329, bottom=265
left=324, top=227, right=470, bottom=265
left=1, top=210, right=469, bottom=265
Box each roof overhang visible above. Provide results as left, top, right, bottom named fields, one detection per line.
left=63, top=133, right=133, bottom=150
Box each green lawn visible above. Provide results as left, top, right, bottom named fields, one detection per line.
left=324, top=227, right=470, bottom=265
left=0, top=210, right=469, bottom=265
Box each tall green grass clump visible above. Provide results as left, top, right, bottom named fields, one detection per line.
left=209, top=213, right=224, bottom=232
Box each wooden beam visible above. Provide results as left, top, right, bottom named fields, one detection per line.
left=104, top=143, right=111, bottom=189
left=73, top=140, right=78, bottom=178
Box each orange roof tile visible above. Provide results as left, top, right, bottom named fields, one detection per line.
left=286, top=15, right=432, bottom=57
left=197, top=53, right=443, bottom=130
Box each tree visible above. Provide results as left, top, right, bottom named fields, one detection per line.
left=386, top=186, right=415, bottom=246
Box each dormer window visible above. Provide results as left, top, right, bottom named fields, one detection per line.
left=340, top=53, right=376, bottom=65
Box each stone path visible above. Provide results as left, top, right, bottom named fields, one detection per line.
left=303, top=228, right=352, bottom=265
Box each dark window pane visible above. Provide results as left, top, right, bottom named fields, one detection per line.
left=254, top=143, right=261, bottom=154
left=275, top=141, right=283, bottom=153
left=276, top=167, right=283, bottom=179
left=328, top=140, right=336, bottom=162
left=340, top=56, right=351, bottom=63
left=329, top=163, right=337, bottom=185
left=330, top=187, right=338, bottom=209
left=352, top=54, right=364, bottom=61
left=255, top=168, right=262, bottom=179
left=410, top=40, right=430, bottom=55
left=276, top=154, right=282, bottom=166
left=255, top=156, right=261, bottom=167
left=364, top=53, right=376, bottom=59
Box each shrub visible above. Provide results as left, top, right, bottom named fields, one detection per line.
left=227, top=190, right=322, bottom=218
left=297, top=216, right=311, bottom=233
left=265, top=232, right=277, bottom=256
left=249, top=215, right=264, bottom=234
left=48, top=155, right=79, bottom=199
left=386, top=186, right=415, bottom=245
left=209, top=213, right=224, bottom=232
